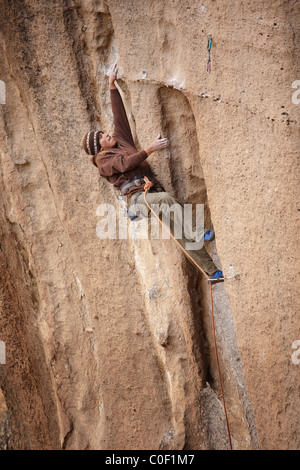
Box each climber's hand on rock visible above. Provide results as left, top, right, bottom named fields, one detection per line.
left=109, top=63, right=118, bottom=89
left=152, top=134, right=169, bottom=151
left=145, top=134, right=169, bottom=155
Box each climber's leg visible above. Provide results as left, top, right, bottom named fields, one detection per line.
left=130, top=191, right=219, bottom=275
left=175, top=236, right=219, bottom=275
left=133, top=191, right=206, bottom=240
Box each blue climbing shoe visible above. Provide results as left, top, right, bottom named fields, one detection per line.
left=203, top=229, right=215, bottom=242
left=207, top=270, right=224, bottom=283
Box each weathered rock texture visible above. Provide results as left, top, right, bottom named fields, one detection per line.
left=0, top=0, right=299, bottom=450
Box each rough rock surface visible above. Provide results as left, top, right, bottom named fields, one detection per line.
left=0, top=0, right=299, bottom=450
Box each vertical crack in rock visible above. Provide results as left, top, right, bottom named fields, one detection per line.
left=156, top=85, right=259, bottom=449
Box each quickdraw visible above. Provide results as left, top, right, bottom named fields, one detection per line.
left=207, top=34, right=212, bottom=74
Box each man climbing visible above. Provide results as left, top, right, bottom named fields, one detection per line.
left=82, top=64, right=223, bottom=281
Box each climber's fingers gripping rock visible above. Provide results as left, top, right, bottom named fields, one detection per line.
left=150, top=134, right=170, bottom=152
left=108, top=63, right=118, bottom=87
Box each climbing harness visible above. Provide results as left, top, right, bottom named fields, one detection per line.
left=119, top=176, right=147, bottom=195
left=207, top=34, right=212, bottom=74
left=115, top=176, right=146, bottom=221
left=142, top=176, right=234, bottom=450
left=115, top=175, right=163, bottom=222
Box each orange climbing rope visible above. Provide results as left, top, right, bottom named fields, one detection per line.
left=143, top=177, right=233, bottom=450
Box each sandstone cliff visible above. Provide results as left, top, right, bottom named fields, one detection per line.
left=0, top=0, right=299, bottom=450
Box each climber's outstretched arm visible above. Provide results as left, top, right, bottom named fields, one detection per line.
left=108, top=63, right=169, bottom=155
left=108, top=64, right=135, bottom=146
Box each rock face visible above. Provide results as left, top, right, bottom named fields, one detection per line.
left=0, top=0, right=299, bottom=450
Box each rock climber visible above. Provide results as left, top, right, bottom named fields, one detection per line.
left=82, top=64, right=223, bottom=281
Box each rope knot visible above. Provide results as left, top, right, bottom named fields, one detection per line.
left=144, top=176, right=154, bottom=192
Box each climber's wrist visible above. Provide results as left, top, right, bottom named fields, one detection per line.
left=144, top=146, right=153, bottom=156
